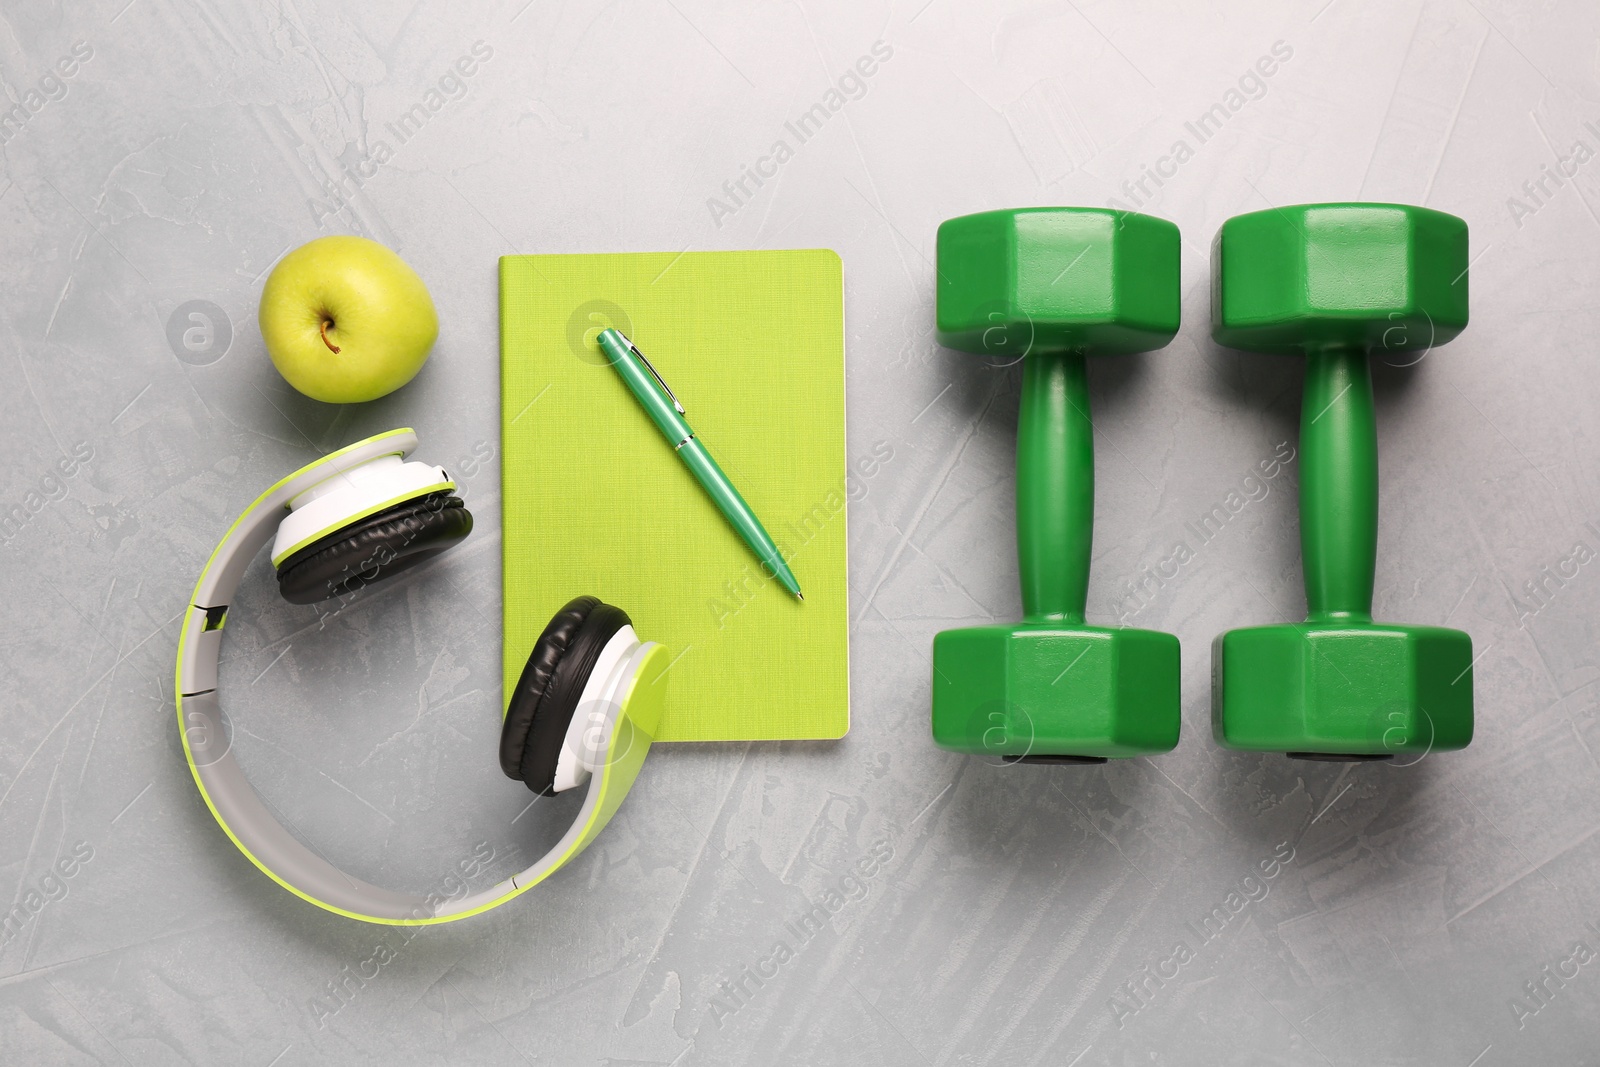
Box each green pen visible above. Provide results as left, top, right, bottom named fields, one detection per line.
left=595, top=328, right=803, bottom=601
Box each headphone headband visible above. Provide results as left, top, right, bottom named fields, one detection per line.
left=175, top=429, right=667, bottom=924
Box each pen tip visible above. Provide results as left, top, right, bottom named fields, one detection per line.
left=794, top=592, right=804, bottom=602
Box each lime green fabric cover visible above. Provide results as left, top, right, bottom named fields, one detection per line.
left=500, top=250, right=849, bottom=741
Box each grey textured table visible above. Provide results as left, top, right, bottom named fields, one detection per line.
left=2, top=1, right=1597, bottom=1064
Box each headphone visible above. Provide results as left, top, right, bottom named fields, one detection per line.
left=174, top=428, right=669, bottom=924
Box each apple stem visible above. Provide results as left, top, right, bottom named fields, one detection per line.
left=320, top=319, right=341, bottom=354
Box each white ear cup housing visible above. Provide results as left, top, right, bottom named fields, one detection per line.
left=270, top=452, right=453, bottom=566
left=552, top=625, right=652, bottom=793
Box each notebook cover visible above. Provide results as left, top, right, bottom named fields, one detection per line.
left=499, top=250, right=849, bottom=742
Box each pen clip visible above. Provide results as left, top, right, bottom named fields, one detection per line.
left=630, top=340, right=685, bottom=414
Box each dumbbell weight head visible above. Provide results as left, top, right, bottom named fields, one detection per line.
left=938, top=207, right=1182, bottom=357
left=1211, top=203, right=1473, bottom=758
left=932, top=208, right=1182, bottom=760
left=1212, top=203, right=1468, bottom=354
left=1212, top=622, right=1473, bottom=756
left=935, top=625, right=1182, bottom=760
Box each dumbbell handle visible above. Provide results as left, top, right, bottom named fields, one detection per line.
left=1300, top=348, right=1378, bottom=621
left=1017, top=351, right=1093, bottom=625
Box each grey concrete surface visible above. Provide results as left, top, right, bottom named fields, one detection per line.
left=1, top=0, right=1597, bottom=1063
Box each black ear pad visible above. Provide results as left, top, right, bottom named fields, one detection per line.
left=500, top=597, right=631, bottom=796
left=500, top=596, right=597, bottom=779
left=275, top=492, right=472, bottom=605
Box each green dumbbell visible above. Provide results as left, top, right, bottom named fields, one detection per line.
left=1210, top=202, right=1474, bottom=759
left=931, top=207, right=1182, bottom=762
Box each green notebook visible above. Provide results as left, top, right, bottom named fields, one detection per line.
left=499, top=250, right=849, bottom=742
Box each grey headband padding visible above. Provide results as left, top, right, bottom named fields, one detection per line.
left=183, top=692, right=437, bottom=918
left=275, top=493, right=472, bottom=605
left=183, top=688, right=617, bottom=921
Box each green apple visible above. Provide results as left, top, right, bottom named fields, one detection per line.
left=259, top=235, right=439, bottom=403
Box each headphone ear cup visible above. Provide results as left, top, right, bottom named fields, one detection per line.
left=501, top=597, right=630, bottom=795
left=275, top=492, right=472, bottom=605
